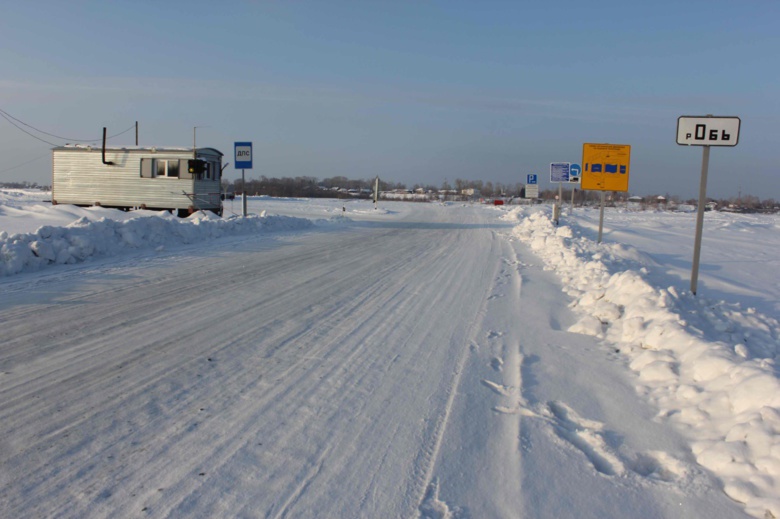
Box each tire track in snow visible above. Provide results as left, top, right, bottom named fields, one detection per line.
left=155, top=234, right=459, bottom=516
left=413, top=335, right=479, bottom=516
left=416, top=231, right=523, bottom=517
left=3, top=228, right=440, bottom=516
left=2, top=207, right=507, bottom=518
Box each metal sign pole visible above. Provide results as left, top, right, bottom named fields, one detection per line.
left=242, top=169, right=247, bottom=217
left=570, top=187, right=575, bottom=215
left=690, top=145, right=711, bottom=295
left=374, top=176, right=379, bottom=210
left=558, top=182, right=563, bottom=215
left=598, top=191, right=606, bottom=243
left=234, top=141, right=253, bottom=217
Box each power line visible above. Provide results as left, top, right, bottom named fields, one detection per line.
left=0, top=111, right=59, bottom=146
left=103, top=124, right=136, bottom=141
left=0, top=108, right=135, bottom=144
left=0, top=153, right=49, bottom=175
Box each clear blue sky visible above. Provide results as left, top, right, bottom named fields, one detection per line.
left=1, top=0, right=778, bottom=199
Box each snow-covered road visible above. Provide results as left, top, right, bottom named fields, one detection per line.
left=2, top=205, right=501, bottom=518
left=0, top=201, right=755, bottom=517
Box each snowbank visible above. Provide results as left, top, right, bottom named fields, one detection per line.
left=507, top=207, right=780, bottom=519
left=0, top=208, right=340, bottom=277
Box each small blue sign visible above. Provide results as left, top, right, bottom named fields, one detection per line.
left=527, top=174, right=538, bottom=185
left=235, top=142, right=253, bottom=169
left=569, top=163, right=581, bottom=183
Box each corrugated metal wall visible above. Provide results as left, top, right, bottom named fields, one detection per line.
left=52, top=148, right=222, bottom=212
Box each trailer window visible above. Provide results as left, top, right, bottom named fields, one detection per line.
left=155, top=159, right=179, bottom=178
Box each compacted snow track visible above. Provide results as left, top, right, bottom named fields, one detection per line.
left=0, top=203, right=748, bottom=518
left=1, top=206, right=504, bottom=517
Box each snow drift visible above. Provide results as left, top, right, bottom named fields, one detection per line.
left=0, top=210, right=343, bottom=277
left=506, top=206, right=780, bottom=518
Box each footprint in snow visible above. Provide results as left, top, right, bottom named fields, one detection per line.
left=481, top=379, right=513, bottom=397
left=543, top=401, right=693, bottom=484
left=546, top=401, right=624, bottom=477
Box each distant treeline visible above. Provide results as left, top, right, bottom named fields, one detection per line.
left=222, top=175, right=778, bottom=212
left=1, top=177, right=774, bottom=213
left=226, top=176, right=387, bottom=199
left=225, top=176, right=530, bottom=199
left=0, top=181, right=50, bottom=190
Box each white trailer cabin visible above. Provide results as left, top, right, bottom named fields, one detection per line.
left=52, top=145, right=224, bottom=217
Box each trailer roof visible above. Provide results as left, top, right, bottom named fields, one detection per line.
left=52, top=145, right=223, bottom=156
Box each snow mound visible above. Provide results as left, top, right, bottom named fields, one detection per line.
left=0, top=209, right=336, bottom=277
left=508, top=207, right=780, bottom=519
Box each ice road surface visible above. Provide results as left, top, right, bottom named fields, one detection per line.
left=1, top=190, right=778, bottom=518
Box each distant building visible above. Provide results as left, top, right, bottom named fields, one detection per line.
left=627, top=196, right=643, bottom=210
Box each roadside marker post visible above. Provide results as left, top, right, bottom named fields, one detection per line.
left=676, top=115, right=741, bottom=295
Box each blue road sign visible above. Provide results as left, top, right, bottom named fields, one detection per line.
left=570, top=163, right=581, bottom=183
left=235, top=142, right=253, bottom=169
left=527, top=174, right=538, bottom=185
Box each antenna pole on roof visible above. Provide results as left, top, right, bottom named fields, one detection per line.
left=135, top=121, right=138, bottom=146
left=192, top=126, right=210, bottom=159
left=102, top=127, right=114, bottom=165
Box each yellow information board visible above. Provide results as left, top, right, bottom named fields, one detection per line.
left=581, top=143, right=631, bottom=192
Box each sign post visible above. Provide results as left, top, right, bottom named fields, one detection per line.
left=581, top=143, right=631, bottom=243
left=569, top=163, right=581, bottom=214
left=677, top=115, right=740, bottom=295
left=550, top=163, right=570, bottom=225
left=235, top=142, right=253, bottom=217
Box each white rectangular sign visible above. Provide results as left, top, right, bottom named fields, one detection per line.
left=525, top=184, right=539, bottom=199
left=550, top=162, right=570, bottom=183
left=677, top=116, right=740, bottom=147
left=234, top=142, right=253, bottom=169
